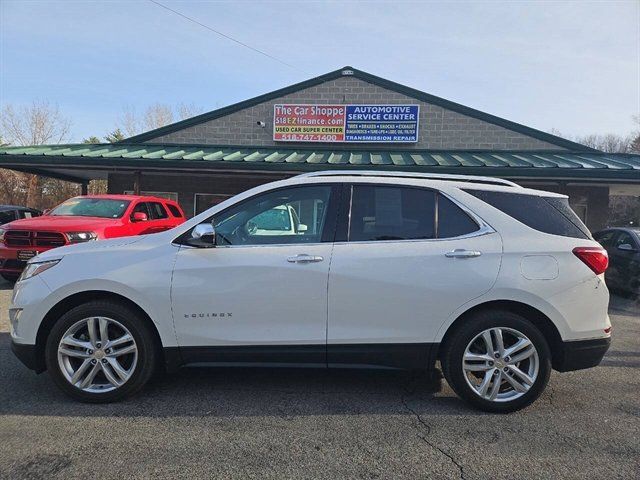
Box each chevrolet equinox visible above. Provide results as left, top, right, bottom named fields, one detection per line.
left=9, top=171, right=611, bottom=412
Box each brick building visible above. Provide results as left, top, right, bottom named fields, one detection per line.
left=1, top=66, right=638, bottom=230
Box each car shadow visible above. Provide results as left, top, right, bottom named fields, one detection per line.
left=0, top=333, right=484, bottom=418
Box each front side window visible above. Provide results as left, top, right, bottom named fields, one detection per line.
left=594, top=230, right=618, bottom=248
left=131, top=202, right=151, bottom=219
left=615, top=231, right=637, bottom=249
left=20, top=210, right=38, bottom=219
left=50, top=198, right=131, bottom=219
left=212, top=186, right=333, bottom=246
left=349, top=185, right=435, bottom=241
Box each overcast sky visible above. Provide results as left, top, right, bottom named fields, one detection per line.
left=1, top=0, right=638, bottom=143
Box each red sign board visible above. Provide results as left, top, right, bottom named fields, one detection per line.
left=273, top=104, right=346, bottom=142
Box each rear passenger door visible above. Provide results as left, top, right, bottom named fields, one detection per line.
left=327, top=184, right=502, bottom=369
left=146, top=202, right=176, bottom=233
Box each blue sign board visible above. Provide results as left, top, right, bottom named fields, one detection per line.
left=344, top=105, right=419, bottom=143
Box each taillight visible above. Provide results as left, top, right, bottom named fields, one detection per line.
left=572, top=246, right=608, bottom=275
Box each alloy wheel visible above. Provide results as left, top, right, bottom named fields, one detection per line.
left=57, top=316, right=138, bottom=393
left=462, top=327, right=539, bottom=402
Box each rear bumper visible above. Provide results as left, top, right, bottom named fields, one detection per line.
left=553, top=337, right=611, bottom=372
left=11, top=341, right=45, bottom=373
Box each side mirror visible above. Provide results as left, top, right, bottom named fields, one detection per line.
left=132, top=212, right=148, bottom=222
left=297, top=223, right=308, bottom=233
left=187, top=222, right=216, bottom=248
left=617, top=243, right=636, bottom=252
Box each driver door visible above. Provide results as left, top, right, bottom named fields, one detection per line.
left=171, top=184, right=339, bottom=365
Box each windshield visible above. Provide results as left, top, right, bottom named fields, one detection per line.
left=250, top=208, right=292, bottom=231
left=49, top=198, right=131, bottom=219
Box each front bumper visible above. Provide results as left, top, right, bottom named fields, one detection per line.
left=0, top=245, right=50, bottom=274
left=11, top=341, right=45, bottom=373
left=553, top=337, right=611, bottom=372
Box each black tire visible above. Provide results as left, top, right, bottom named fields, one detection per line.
left=45, top=300, right=157, bottom=403
left=1, top=273, right=19, bottom=283
left=441, top=310, right=551, bottom=413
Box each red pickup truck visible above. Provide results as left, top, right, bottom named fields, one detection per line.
left=0, top=194, right=185, bottom=282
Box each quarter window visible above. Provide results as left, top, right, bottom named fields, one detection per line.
left=167, top=204, right=183, bottom=218
left=464, top=189, right=590, bottom=239
left=437, top=194, right=479, bottom=238
left=212, top=186, right=333, bottom=246
left=349, top=185, right=435, bottom=241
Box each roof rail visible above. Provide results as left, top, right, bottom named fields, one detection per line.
left=296, top=170, right=521, bottom=188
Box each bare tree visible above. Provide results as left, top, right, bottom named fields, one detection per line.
left=176, top=102, right=203, bottom=121
left=1, top=101, right=71, bottom=146
left=118, top=103, right=203, bottom=137
left=1, top=101, right=72, bottom=207
left=120, top=106, right=141, bottom=138
left=575, top=133, right=633, bottom=153
left=630, top=116, right=640, bottom=154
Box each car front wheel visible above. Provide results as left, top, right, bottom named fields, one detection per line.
left=45, top=300, right=157, bottom=402
left=441, top=310, right=552, bottom=413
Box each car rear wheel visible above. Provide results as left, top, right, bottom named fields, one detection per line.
left=1, top=273, right=19, bottom=283
left=441, top=310, right=551, bottom=413
left=45, top=300, right=157, bottom=402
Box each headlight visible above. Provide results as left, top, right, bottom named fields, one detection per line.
left=0, top=228, right=5, bottom=243
left=19, top=259, right=61, bottom=281
left=66, top=231, right=97, bottom=243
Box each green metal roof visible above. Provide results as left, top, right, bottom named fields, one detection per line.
left=0, top=143, right=638, bottom=183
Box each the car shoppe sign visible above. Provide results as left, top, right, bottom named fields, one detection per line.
left=273, top=104, right=419, bottom=143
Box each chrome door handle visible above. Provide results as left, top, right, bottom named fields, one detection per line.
left=287, top=254, right=324, bottom=263
left=445, top=249, right=482, bottom=259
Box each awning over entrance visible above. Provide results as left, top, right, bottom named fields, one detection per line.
left=0, top=143, right=639, bottom=184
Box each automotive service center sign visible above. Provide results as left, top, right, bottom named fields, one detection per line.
left=273, top=104, right=419, bottom=143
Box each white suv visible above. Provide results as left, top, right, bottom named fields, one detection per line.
left=8, top=171, right=611, bottom=412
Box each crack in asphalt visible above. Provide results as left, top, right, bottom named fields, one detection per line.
left=400, top=392, right=467, bottom=480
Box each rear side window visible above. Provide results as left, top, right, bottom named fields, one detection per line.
left=437, top=194, right=479, bottom=238
left=349, top=185, right=435, bottom=241
left=149, top=202, right=168, bottom=220
left=167, top=204, right=183, bottom=217
left=464, top=189, right=590, bottom=239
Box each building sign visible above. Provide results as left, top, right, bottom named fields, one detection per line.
left=273, top=104, right=419, bottom=143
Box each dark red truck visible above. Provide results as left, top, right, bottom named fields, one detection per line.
left=0, top=194, right=185, bottom=281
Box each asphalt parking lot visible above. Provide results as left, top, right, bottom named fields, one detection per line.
left=0, top=278, right=638, bottom=480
